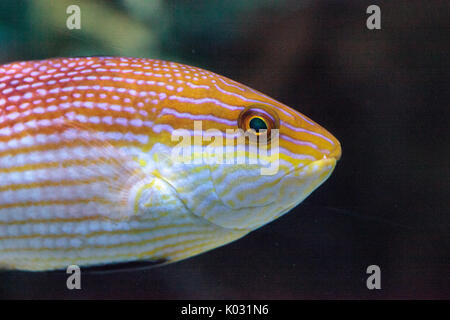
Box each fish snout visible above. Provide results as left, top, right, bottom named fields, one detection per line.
left=317, top=125, right=341, bottom=161
left=326, top=141, right=342, bottom=161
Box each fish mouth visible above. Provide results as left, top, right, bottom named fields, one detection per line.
left=288, top=157, right=337, bottom=178
left=286, top=142, right=341, bottom=178
left=260, top=155, right=338, bottom=225
left=327, top=144, right=342, bottom=161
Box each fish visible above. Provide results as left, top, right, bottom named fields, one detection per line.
left=0, top=56, right=341, bottom=271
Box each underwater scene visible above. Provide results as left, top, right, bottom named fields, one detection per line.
left=0, top=0, right=448, bottom=300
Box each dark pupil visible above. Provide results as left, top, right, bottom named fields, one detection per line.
left=249, top=117, right=268, bottom=132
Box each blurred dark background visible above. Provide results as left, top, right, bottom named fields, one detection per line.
left=0, top=0, right=448, bottom=299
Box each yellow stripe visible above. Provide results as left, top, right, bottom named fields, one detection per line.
left=0, top=157, right=117, bottom=174
left=0, top=229, right=211, bottom=253
left=0, top=197, right=112, bottom=210
left=14, top=236, right=216, bottom=269
left=0, top=223, right=195, bottom=241
left=0, top=176, right=108, bottom=192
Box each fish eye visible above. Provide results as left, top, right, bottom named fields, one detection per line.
left=249, top=116, right=268, bottom=133
left=238, top=105, right=279, bottom=137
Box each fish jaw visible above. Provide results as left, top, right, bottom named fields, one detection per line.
left=272, top=156, right=338, bottom=220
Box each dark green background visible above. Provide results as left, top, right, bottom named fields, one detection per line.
left=0, top=0, right=448, bottom=299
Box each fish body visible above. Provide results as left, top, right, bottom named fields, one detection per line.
left=0, top=57, right=341, bottom=271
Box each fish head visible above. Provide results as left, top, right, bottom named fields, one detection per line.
left=154, top=71, right=341, bottom=231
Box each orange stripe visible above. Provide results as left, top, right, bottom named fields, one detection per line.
left=0, top=176, right=109, bottom=192
left=0, top=197, right=112, bottom=210
left=0, top=157, right=118, bottom=174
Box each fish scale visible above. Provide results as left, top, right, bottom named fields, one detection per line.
left=0, top=56, right=341, bottom=271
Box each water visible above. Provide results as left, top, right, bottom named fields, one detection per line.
left=0, top=0, right=448, bottom=299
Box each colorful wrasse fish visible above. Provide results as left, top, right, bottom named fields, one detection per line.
left=0, top=57, right=341, bottom=271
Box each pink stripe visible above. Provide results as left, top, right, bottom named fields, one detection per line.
left=168, top=96, right=244, bottom=111
left=160, top=108, right=236, bottom=126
